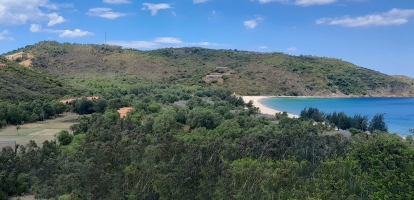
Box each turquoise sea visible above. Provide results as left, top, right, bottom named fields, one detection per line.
left=261, top=98, right=414, bottom=137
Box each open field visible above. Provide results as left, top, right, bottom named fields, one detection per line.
left=0, top=112, right=79, bottom=146
left=9, top=195, right=35, bottom=200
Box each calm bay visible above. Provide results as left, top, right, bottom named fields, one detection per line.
left=261, top=97, right=414, bottom=137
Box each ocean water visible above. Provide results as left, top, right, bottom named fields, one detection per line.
left=261, top=98, right=414, bottom=137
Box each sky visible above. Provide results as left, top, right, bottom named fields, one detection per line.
left=0, top=0, right=413, bottom=77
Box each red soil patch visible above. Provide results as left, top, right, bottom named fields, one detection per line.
left=27, top=53, right=34, bottom=59
left=117, top=107, right=133, bottom=118
left=87, top=96, right=99, bottom=101
left=60, top=96, right=99, bottom=104
left=19, top=60, right=31, bottom=67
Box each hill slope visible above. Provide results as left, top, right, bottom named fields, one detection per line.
left=5, top=41, right=414, bottom=96
left=0, top=55, right=82, bottom=102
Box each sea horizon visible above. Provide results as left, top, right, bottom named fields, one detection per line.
left=261, top=97, right=414, bottom=137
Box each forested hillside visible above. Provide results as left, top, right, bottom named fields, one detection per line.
left=6, top=41, right=414, bottom=96
left=1, top=85, right=414, bottom=199
left=0, top=56, right=83, bottom=102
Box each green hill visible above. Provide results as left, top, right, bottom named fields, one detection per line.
left=5, top=41, right=414, bottom=96
left=0, top=56, right=82, bottom=102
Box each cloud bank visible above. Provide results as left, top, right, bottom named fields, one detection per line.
left=317, top=8, right=414, bottom=27
left=30, top=24, right=94, bottom=38
left=0, top=0, right=67, bottom=26
left=142, top=3, right=172, bottom=16
left=244, top=17, right=263, bottom=29
left=87, top=8, right=127, bottom=19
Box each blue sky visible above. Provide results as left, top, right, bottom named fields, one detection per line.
left=0, top=0, right=413, bottom=77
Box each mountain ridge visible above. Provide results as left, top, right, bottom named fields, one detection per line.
left=3, top=41, right=414, bottom=97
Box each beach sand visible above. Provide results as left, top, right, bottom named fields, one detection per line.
left=242, top=96, right=299, bottom=118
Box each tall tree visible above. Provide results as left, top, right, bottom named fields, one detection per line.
left=368, top=113, right=388, bottom=132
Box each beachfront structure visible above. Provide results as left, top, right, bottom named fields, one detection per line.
left=0, top=141, right=16, bottom=151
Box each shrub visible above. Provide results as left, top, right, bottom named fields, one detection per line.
left=57, top=130, right=73, bottom=145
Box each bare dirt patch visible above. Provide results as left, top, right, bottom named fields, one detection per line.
left=60, top=96, right=99, bottom=104
left=5, top=52, right=23, bottom=60
left=27, top=53, right=34, bottom=59
left=19, top=59, right=32, bottom=67
left=118, top=107, right=133, bottom=118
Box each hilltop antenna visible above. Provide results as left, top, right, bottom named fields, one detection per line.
left=105, top=31, right=106, bottom=45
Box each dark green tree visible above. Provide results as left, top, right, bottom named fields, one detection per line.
left=368, top=113, right=388, bottom=132
left=57, top=130, right=73, bottom=145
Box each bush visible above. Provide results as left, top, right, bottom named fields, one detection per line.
left=57, top=130, right=73, bottom=145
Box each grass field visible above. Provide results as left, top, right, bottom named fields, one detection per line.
left=9, top=195, right=35, bottom=200
left=0, top=112, right=79, bottom=146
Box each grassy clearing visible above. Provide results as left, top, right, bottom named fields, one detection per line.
left=0, top=112, right=78, bottom=146
left=9, top=195, right=35, bottom=200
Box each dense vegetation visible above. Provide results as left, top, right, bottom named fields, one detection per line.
left=8, top=41, right=414, bottom=96
left=0, top=99, right=66, bottom=128
left=0, top=56, right=82, bottom=102
left=1, top=85, right=414, bottom=199
left=2, top=42, right=414, bottom=199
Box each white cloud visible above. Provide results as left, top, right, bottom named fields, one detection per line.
left=259, top=46, right=268, bottom=49
left=30, top=24, right=93, bottom=38
left=30, top=24, right=67, bottom=33
left=47, top=13, right=65, bottom=26
left=142, top=3, right=172, bottom=16
left=316, top=8, right=414, bottom=27
left=59, top=29, right=94, bottom=38
left=244, top=17, right=263, bottom=29
left=107, top=41, right=159, bottom=49
left=287, top=47, right=297, bottom=51
left=103, top=0, right=131, bottom=4
left=295, top=0, right=336, bottom=6
left=154, top=37, right=182, bottom=44
left=87, top=8, right=127, bottom=19
left=30, top=24, right=42, bottom=32
left=0, top=30, right=13, bottom=40
left=42, top=3, right=73, bottom=10
left=193, top=0, right=208, bottom=3
left=0, top=0, right=69, bottom=25
left=107, top=38, right=224, bottom=49
left=195, top=42, right=221, bottom=46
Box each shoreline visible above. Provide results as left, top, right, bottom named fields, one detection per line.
left=242, top=96, right=299, bottom=118
left=264, top=95, right=414, bottom=99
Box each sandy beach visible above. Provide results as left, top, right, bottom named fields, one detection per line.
left=242, top=96, right=299, bottom=118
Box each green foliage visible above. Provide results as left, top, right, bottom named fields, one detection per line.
left=300, top=107, right=325, bottom=122
left=0, top=99, right=66, bottom=126
left=0, top=56, right=80, bottom=102
left=147, top=103, right=161, bottom=113
left=351, top=133, right=414, bottom=199
left=14, top=41, right=413, bottom=97
left=368, top=113, right=388, bottom=132
left=0, top=79, right=412, bottom=199
left=57, top=130, right=73, bottom=145
left=72, top=97, right=94, bottom=114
